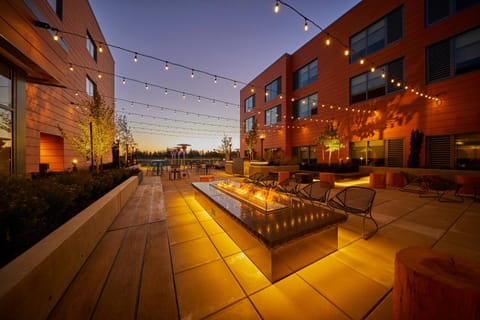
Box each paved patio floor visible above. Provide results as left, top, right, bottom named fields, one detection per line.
left=50, top=169, right=480, bottom=319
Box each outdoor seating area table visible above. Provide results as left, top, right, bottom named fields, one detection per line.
left=168, top=169, right=181, bottom=180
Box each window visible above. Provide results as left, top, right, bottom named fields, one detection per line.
left=245, top=116, right=255, bottom=132
left=293, top=60, right=317, bottom=90
left=349, top=7, right=403, bottom=63
left=265, top=77, right=281, bottom=102
left=455, top=133, right=480, bottom=170
left=293, top=93, right=317, bottom=119
left=292, top=145, right=317, bottom=165
left=350, top=58, right=404, bottom=103
left=427, top=27, right=480, bottom=82
left=426, top=0, right=480, bottom=25
left=0, top=62, right=12, bottom=176
left=244, top=95, right=255, bottom=112
left=87, top=31, right=97, bottom=61
left=47, top=0, right=63, bottom=20
left=265, top=105, right=281, bottom=125
left=86, top=76, right=96, bottom=96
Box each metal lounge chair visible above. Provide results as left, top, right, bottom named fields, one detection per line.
left=243, top=172, right=265, bottom=185
left=297, top=180, right=333, bottom=205
left=420, top=175, right=463, bottom=202
left=327, top=186, right=377, bottom=239
left=275, top=177, right=299, bottom=195
left=399, top=171, right=427, bottom=193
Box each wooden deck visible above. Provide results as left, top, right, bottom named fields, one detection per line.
left=49, top=176, right=178, bottom=319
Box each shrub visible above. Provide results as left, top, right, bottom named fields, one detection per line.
left=0, top=168, right=138, bottom=268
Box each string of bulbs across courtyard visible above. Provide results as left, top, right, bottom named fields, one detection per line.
left=35, top=0, right=441, bottom=151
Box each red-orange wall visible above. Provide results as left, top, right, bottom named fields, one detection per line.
left=1, top=0, right=115, bottom=173
left=240, top=0, right=480, bottom=166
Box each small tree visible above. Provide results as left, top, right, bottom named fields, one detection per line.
left=58, top=88, right=116, bottom=172
left=115, top=114, right=134, bottom=166
left=221, top=135, right=232, bottom=160
left=244, top=120, right=258, bottom=160
left=318, top=121, right=344, bottom=166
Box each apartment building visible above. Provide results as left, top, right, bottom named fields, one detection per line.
left=0, top=0, right=114, bottom=175
left=240, top=0, right=480, bottom=170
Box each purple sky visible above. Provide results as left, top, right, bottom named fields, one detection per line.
left=89, top=0, right=361, bottom=152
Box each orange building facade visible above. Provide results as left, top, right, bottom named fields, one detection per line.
left=0, top=0, right=114, bottom=176
left=240, top=0, right=480, bottom=170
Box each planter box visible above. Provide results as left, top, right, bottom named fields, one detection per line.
left=0, top=175, right=140, bottom=320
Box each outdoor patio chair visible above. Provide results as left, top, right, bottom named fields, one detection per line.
left=258, top=173, right=278, bottom=188
left=275, top=177, right=299, bottom=195
left=327, top=186, right=377, bottom=239
left=297, top=180, right=333, bottom=205
left=420, top=175, right=463, bottom=202
left=243, top=172, right=265, bottom=185
left=399, top=171, right=427, bottom=193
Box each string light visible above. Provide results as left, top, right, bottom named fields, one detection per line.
left=214, top=75, right=218, bottom=84
left=34, top=21, right=250, bottom=90
left=145, top=83, right=149, bottom=90
left=304, top=19, right=309, bottom=31
left=233, top=81, right=237, bottom=88
left=68, top=62, right=240, bottom=107
left=98, top=44, right=103, bottom=53
left=325, top=38, right=331, bottom=46
left=274, top=0, right=280, bottom=13
left=165, top=61, right=169, bottom=71
left=69, top=63, right=74, bottom=71
left=191, top=69, right=195, bottom=78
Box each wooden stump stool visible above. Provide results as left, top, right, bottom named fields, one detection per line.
left=394, top=247, right=480, bottom=320
left=369, top=173, right=386, bottom=188
left=199, top=175, right=214, bottom=182
left=319, top=172, right=336, bottom=188
left=386, top=172, right=406, bottom=188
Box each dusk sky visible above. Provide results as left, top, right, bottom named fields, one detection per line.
left=89, top=0, right=361, bottom=152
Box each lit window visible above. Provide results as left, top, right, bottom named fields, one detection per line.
left=293, top=60, right=317, bottom=90
left=350, top=59, right=403, bottom=103
left=293, top=93, right=317, bottom=119
left=86, top=31, right=97, bottom=62
left=244, top=95, right=255, bottom=112
left=427, top=27, right=480, bottom=82
left=265, top=105, right=281, bottom=125
left=86, top=76, right=95, bottom=96
left=349, top=6, right=403, bottom=63
left=245, top=116, right=255, bottom=132
left=47, top=0, right=63, bottom=20
left=265, top=77, right=281, bottom=102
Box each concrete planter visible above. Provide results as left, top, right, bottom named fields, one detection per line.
left=0, top=175, right=140, bottom=320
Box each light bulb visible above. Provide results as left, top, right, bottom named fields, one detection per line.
left=98, top=45, right=103, bottom=53
left=165, top=61, right=169, bottom=71
left=122, top=78, right=126, bottom=85
left=344, top=49, right=349, bottom=56
left=304, top=19, right=309, bottom=31
left=134, top=53, right=138, bottom=62
left=53, top=31, right=59, bottom=41
left=370, top=66, right=375, bottom=72
left=69, top=63, right=74, bottom=71
left=360, top=59, right=365, bottom=65
left=274, top=1, right=280, bottom=13
left=164, top=88, right=168, bottom=95
left=145, top=83, right=149, bottom=90
left=233, top=81, right=237, bottom=88
left=191, top=69, right=195, bottom=78
left=214, top=75, right=217, bottom=84
left=325, top=38, right=331, bottom=46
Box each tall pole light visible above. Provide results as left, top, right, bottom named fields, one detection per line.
left=260, top=134, right=265, bottom=161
